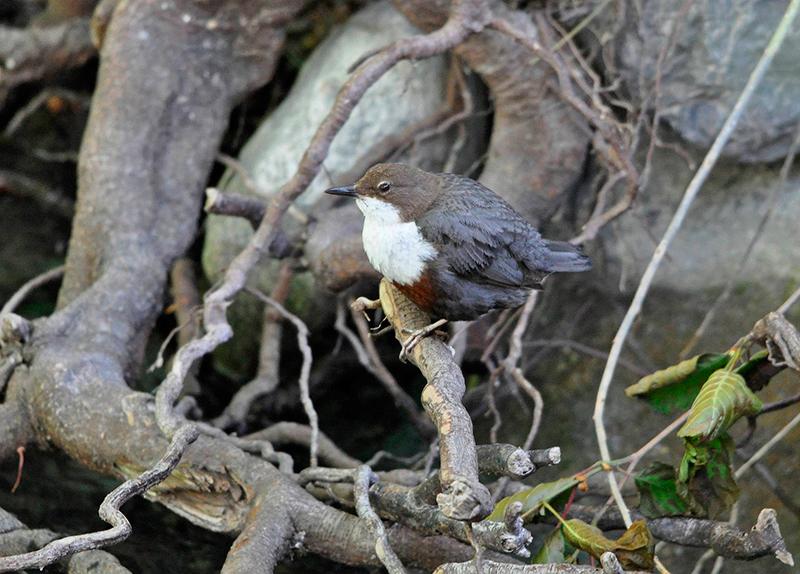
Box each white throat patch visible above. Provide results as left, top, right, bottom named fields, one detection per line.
left=356, top=196, right=437, bottom=285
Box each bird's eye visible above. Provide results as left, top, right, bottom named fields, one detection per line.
left=377, top=181, right=391, bottom=193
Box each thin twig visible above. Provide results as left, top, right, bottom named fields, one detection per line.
left=212, top=263, right=293, bottom=429
left=735, top=409, right=800, bottom=480
left=758, top=391, right=800, bottom=416
left=342, top=301, right=435, bottom=437
left=0, top=425, right=198, bottom=572
left=246, top=287, right=318, bottom=467
left=778, top=286, right=800, bottom=315
left=10, top=447, right=24, bottom=494
left=591, top=0, right=800, bottom=528
left=1, top=265, right=65, bottom=315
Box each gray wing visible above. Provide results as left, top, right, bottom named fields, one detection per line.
left=416, top=175, right=552, bottom=288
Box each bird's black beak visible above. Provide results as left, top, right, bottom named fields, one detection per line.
left=324, top=185, right=357, bottom=198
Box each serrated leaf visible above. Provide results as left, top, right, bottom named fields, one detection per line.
left=488, top=476, right=578, bottom=522
left=635, top=462, right=687, bottom=518
left=678, top=369, right=763, bottom=441
left=625, top=353, right=730, bottom=414
left=531, top=528, right=565, bottom=564
left=561, top=519, right=654, bottom=570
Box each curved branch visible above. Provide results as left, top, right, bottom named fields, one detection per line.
left=0, top=507, right=130, bottom=574
left=246, top=422, right=361, bottom=469
left=0, top=18, right=95, bottom=104
left=0, top=425, right=198, bottom=573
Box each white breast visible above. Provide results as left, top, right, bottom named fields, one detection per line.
left=356, top=196, right=437, bottom=285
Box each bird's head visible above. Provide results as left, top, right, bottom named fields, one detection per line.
left=325, top=163, right=440, bottom=222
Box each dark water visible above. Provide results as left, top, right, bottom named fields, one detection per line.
left=0, top=449, right=230, bottom=572
left=0, top=440, right=385, bottom=573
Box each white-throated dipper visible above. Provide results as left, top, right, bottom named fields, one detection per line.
left=325, top=164, right=591, bottom=342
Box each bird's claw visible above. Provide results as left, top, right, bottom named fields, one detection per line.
left=351, top=296, right=382, bottom=323
left=398, top=319, right=449, bottom=362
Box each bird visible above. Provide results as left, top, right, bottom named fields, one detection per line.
left=325, top=163, right=591, bottom=353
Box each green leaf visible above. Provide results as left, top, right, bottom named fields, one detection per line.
left=677, top=435, right=739, bottom=519
left=531, top=528, right=565, bottom=564
left=488, top=476, right=579, bottom=522
left=678, top=369, right=763, bottom=442
left=625, top=354, right=730, bottom=414
left=561, top=519, right=654, bottom=570
left=561, top=520, right=610, bottom=562
left=635, top=462, right=688, bottom=518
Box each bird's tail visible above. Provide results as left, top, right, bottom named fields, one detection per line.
left=543, top=240, right=592, bottom=273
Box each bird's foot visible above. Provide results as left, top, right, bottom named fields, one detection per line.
left=351, top=296, right=381, bottom=319
left=399, top=319, right=449, bottom=362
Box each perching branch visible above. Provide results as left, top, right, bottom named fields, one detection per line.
left=378, top=279, right=492, bottom=520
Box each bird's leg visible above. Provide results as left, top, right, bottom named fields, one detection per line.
left=399, top=318, right=449, bottom=362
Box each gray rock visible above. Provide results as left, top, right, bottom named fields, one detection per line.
left=601, top=144, right=799, bottom=295
left=594, top=0, right=800, bottom=162
left=203, top=0, right=451, bottom=288
left=201, top=0, right=452, bottom=375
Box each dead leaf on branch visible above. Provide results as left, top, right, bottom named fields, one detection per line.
left=561, top=518, right=655, bottom=570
